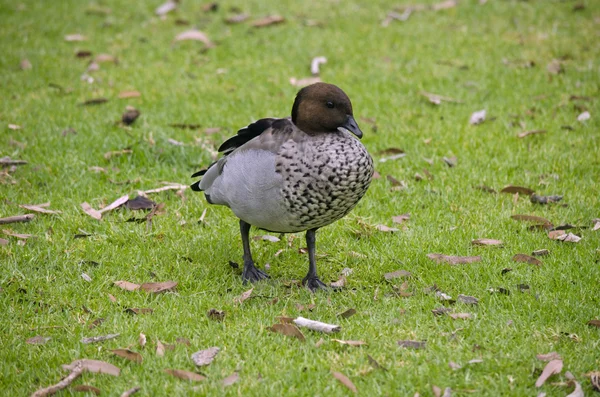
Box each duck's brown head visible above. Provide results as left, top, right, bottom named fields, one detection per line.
left=291, top=82, right=363, bottom=138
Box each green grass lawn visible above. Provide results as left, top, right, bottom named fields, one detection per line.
left=1, top=0, right=599, bottom=395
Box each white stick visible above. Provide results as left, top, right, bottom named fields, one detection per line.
left=293, top=317, right=341, bottom=333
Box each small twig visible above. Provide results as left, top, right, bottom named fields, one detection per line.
left=0, top=156, right=28, bottom=166
left=0, top=214, right=35, bottom=225
left=31, top=362, right=83, bottom=397
left=81, top=333, right=120, bottom=344
left=293, top=316, right=341, bottom=333
left=120, top=387, right=141, bottom=397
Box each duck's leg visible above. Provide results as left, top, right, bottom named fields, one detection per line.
left=240, top=219, right=269, bottom=283
left=302, top=228, right=328, bottom=291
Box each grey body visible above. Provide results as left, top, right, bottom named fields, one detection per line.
left=199, top=124, right=373, bottom=233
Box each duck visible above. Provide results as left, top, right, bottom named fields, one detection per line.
left=191, top=82, right=374, bottom=291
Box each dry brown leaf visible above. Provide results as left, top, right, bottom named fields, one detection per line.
left=114, top=280, right=140, bottom=291
left=222, top=372, right=239, bottom=387
left=547, top=59, right=564, bottom=75
left=174, top=30, right=214, bottom=47
left=532, top=249, right=550, bottom=256
left=125, top=196, right=156, bottom=210
left=588, top=319, right=600, bottom=328
left=337, top=308, right=356, bottom=319
left=330, top=276, right=346, bottom=288
left=550, top=231, right=581, bottom=243
left=225, top=13, right=249, bottom=24
left=432, top=307, right=452, bottom=316
left=397, top=340, right=426, bottom=349
left=139, top=333, right=146, bottom=348
left=530, top=194, right=563, bottom=205
left=392, top=213, right=410, bottom=224
left=427, top=254, right=481, bottom=265
left=332, top=371, right=357, bottom=393
left=81, top=202, right=102, bottom=220
left=155, top=340, right=165, bottom=357
left=449, top=313, right=472, bottom=319
left=19, top=204, right=61, bottom=214
left=110, top=349, right=143, bottom=364
left=375, top=224, right=400, bottom=232
left=536, top=359, right=563, bottom=387
left=140, top=281, right=177, bottom=293
left=62, top=359, right=120, bottom=376
left=512, top=253, right=542, bottom=266
left=2, top=229, right=33, bottom=239
left=511, top=214, right=552, bottom=225
left=26, top=336, right=51, bottom=345
left=332, top=339, right=367, bottom=346
left=191, top=347, right=220, bottom=366
left=122, top=108, right=140, bottom=125
left=118, top=90, right=141, bottom=99
left=99, top=195, right=129, bottom=214
left=501, top=185, right=535, bottom=195
left=207, top=308, right=225, bottom=321
left=164, top=369, right=206, bottom=382
left=457, top=294, right=479, bottom=305
left=72, top=385, right=101, bottom=395
left=269, top=323, right=306, bottom=341
left=536, top=352, right=561, bottom=361
left=518, top=129, right=546, bottom=138
left=472, top=238, right=503, bottom=246
left=234, top=288, right=253, bottom=304
left=252, top=15, right=285, bottom=27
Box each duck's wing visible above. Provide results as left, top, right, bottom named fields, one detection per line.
left=190, top=117, right=294, bottom=192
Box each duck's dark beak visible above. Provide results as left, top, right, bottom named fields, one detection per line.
left=338, top=115, right=363, bottom=139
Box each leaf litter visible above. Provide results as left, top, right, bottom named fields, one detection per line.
left=535, top=359, right=563, bottom=387
left=110, top=349, right=143, bottom=364
left=427, top=254, right=481, bottom=265
left=164, top=369, right=206, bottom=382
left=62, top=359, right=120, bottom=376
left=512, top=254, right=542, bottom=266
left=268, top=323, right=306, bottom=341
left=332, top=371, right=357, bottom=393
left=191, top=347, right=220, bottom=366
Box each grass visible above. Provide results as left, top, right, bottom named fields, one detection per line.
left=1, top=0, right=599, bottom=395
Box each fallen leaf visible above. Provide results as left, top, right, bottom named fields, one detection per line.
left=536, top=352, right=562, bottom=361
left=125, top=308, right=153, bottom=315
left=81, top=333, right=120, bottom=344
left=62, top=359, right=120, bottom=376
left=81, top=273, right=92, bottom=282
left=472, top=238, right=503, bottom=246
left=457, top=295, right=479, bottom=305
left=436, top=291, right=454, bottom=302
left=140, top=281, right=177, bottom=293
left=500, top=185, right=535, bottom=195
left=577, top=111, right=590, bottom=122
left=207, top=308, right=225, bottom=321
left=511, top=214, right=552, bottom=225
left=253, top=235, right=280, bottom=242
left=518, top=129, right=546, bottom=138
left=110, top=349, right=143, bottom=364
left=397, top=340, right=426, bottom=349
left=156, top=340, right=165, bottom=357
left=252, top=15, right=285, bottom=27
left=392, top=213, right=411, bottom=224
left=191, top=347, right=220, bottom=366
left=114, top=280, right=140, bottom=291
left=65, top=34, right=87, bottom=41
left=384, top=270, right=412, bottom=280
left=433, top=385, right=442, bottom=397
left=289, top=76, right=321, bottom=87
left=337, top=308, right=356, bottom=319
left=375, top=224, right=400, bottom=232
left=449, top=361, right=462, bottom=370
left=427, top=254, right=481, bottom=265
left=81, top=202, right=102, bottom=220
left=26, top=336, right=51, bottom=345
left=122, top=108, right=140, bottom=125
left=103, top=149, right=132, bottom=159
left=332, top=339, right=367, bottom=346
left=443, top=156, right=457, bottom=167
left=530, top=194, right=563, bottom=204
left=567, top=381, right=584, bottom=397
left=469, top=109, right=486, bottom=125
left=222, top=372, right=239, bottom=386
left=535, top=359, right=563, bottom=387
left=2, top=229, right=33, bottom=239
left=234, top=288, right=253, bottom=303
left=125, top=196, right=156, bottom=210
left=72, top=385, right=101, bottom=395
left=512, top=254, right=542, bottom=266
left=432, top=307, right=452, bottom=316
left=139, top=333, right=146, bottom=348
left=532, top=249, right=550, bottom=256
left=268, top=323, right=306, bottom=341
left=174, top=30, right=214, bottom=47
left=19, top=204, right=61, bottom=214
left=332, top=371, right=357, bottom=393
left=547, top=59, right=564, bottom=75
left=164, top=369, right=206, bottom=382
left=367, top=354, right=386, bottom=370
left=330, top=276, right=346, bottom=288
left=155, top=0, right=177, bottom=15
left=548, top=230, right=581, bottom=243
left=420, top=91, right=462, bottom=105
left=449, top=313, right=472, bottom=319
left=433, top=0, right=457, bottom=10
left=225, top=13, right=249, bottom=24
left=589, top=371, right=600, bottom=391
left=80, top=98, right=108, bottom=106
left=588, top=319, right=600, bottom=328
left=118, top=90, right=141, bottom=99
left=99, top=195, right=129, bottom=214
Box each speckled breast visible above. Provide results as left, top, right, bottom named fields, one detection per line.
left=275, top=131, right=374, bottom=232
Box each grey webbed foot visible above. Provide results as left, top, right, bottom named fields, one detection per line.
left=302, top=276, right=328, bottom=292
left=242, top=262, right=270, bottom=284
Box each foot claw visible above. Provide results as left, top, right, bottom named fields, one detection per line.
left=242, top=263, right=270, bottom=284
left=302, top=276, right=328, bottom=292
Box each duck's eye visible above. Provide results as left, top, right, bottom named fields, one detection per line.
left=326, top=101, right=335, bottom=109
